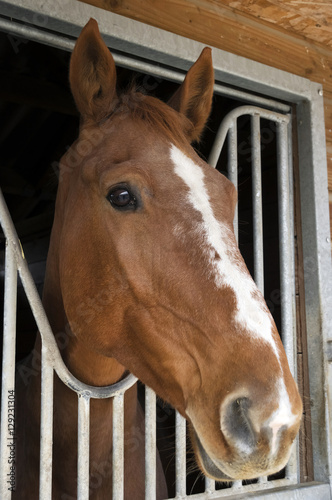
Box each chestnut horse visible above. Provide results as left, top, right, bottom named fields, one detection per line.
left=14, top=19, right=302, bottom=499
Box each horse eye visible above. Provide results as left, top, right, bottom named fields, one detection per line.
left=107, top=187, right=136, bottom=209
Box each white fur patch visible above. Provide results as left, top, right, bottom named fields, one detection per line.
left=267, top=378, right=298, bottom=455
left=170, top=144, right=279, bottom=358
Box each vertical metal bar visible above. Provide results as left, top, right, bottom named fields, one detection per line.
left=0, top=242, right=17, bottom=500
left=145, top=387, right=156, bottom=500
left=251, top=114, right=264, bottom=294
left=286, top=116, right=297, bottom=376
left=112, top=393, right=124, bottom=500
left=175, top=410, right=186, bottom=498
left=277, top=119, right=298, bottom=482
left=205, top=477, right=215, bottom=493
left=277, top=121, right=294, bottom=366
left=286, top=117, right=298, bottom=482
left=77, top=395, right=90, bottom=500
left=39, top=346, right=54, bottom=500
left=286, top=444, right=298, bottom=483
left=228, top=123, right=238, bottom=241
left=208, top=123, right=228, bottom=170
left=232, top=480, right=243, bottom=489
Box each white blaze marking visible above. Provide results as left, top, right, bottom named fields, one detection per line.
left=267, top=378, right=298, bottom=455
left=170, top=144, right=279, bottom=358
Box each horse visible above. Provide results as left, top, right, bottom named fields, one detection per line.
left=14, top=18, right=302, bottom=499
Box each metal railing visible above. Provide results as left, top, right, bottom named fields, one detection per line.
left=0, top=188, right=137, bottom=500
left=204, top=106, right=298, bottom=495
left=0, top=105, right=300, bottom=499
left=209, top=106, right=296, bottom=378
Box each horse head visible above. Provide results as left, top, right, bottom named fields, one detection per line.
left=46, top=19, right=302, bottom=482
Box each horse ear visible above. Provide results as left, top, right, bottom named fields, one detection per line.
left=69, top=18, right=117, bottom=122
left=168, top=48, right=214, bottom=142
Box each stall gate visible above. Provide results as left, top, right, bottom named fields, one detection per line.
left=0, top=4, right=331, bottom=499
left=0, top=104, right=305, bottom=500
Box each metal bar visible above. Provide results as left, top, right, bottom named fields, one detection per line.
left=0, top=17, right=290, bottom=113
left=0, top=188, right=137, bottom=392
left=227, top=123, right=238, bottom=241
left=205, top=477, right=215, bottom=493
left=39, top=345, right=54, bottom=500
left=208, top=106, right=289, bottom=169
left=112, top=393, right=124, bottom=500
left=277, top=121, right=294, bottom=364
left=175, top=411, right=186, bottom=498
left=286, top=117, right=300, bottom=483
left=0, top=241, right=17, bottom=500
left=18, top=253, right=136, bottom=397
left=0, top=16, right=74, bottom=50
left=287, top=115, right=296, bottom=372
left=0, top=188, right=137, bottom=399
left=286, top=445, right=298, bottom=484
left=16, top=240, right=137, bottom=398
left=277, top=119, right=298, bottom=482
left=208, top=107, right=288, bottom=247
left=176, top=482, right=329, bottom=499
left=1, top=0, right=314, bottom=108
left=0, top=189, right=140, bottom=500
left=77, top=395, right=91, bottom=500
left=145, top=387, right=156, bottom=500
left=296, top=94, right=332, bottom=484
left=251, top=114, right=264, bottom=294
left=231, top=480, right=242, bottom=489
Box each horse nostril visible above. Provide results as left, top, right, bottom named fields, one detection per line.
left=222, top=397, right=256, bottom=452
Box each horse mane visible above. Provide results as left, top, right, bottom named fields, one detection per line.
left=104, top=88, right=195, bottom=144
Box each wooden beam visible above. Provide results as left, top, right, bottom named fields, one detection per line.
left=79, top=0, right=332, bottom=90
left=213, top=0, right=332, bottom=48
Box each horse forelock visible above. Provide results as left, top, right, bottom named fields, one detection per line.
left=99, top=89, right=194, bottom=144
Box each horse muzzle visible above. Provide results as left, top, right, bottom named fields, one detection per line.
left=188, top=385, right=302, bottom=481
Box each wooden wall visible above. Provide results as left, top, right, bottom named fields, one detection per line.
left=79, top=0, right=332, bottom=240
